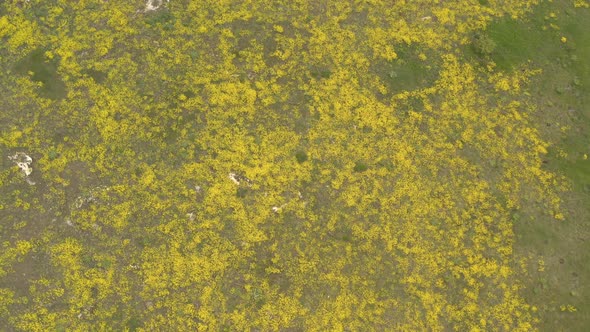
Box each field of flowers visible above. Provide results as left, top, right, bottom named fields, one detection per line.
left=0, top=0, right=588, bottom=330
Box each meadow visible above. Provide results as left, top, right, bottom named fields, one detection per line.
left=0, top=0, right=589, bottom=331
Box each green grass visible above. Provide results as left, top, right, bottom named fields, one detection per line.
left=374, top=46, right=438, bottom=94
left=295, top=151, right=309, bottom=163
left=486, top=19, right=555, bottom=71
left=14, top=48, right=66, bottom=100
left=480, top=1, right=590, bottom=330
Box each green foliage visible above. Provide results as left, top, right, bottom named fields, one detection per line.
left=13, top=48, right=66, bottom=100
left=377, top=46, right=438, bottom=94
left=144, top=9, right=175, bottom=31
left=83, top=69, right=107, bottom=84
left=472, top=32, right=497, bottom=56
left=295, top=151, right=308, bottom=163
left=353, top=161, right=368, bottom=173
left=46, top=148, right=58, bottom=161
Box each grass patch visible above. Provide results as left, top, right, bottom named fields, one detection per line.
left=295, top=151, right=308, bottom=163
left=493, top=1, right=590, bottom=330
left=14, top=48, right=66, bottom=100
left=84, top=69, right=107, bottom=84
left=353, top=161, right=368, bottom=173
left=144, top=9, right=176, bottom=31
left=485, top=18, right=547, bottom=70
left=371, top=45, right=439, bottom=98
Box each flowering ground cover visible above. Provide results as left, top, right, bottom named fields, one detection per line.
left=0, top=0, right=588, bottom=330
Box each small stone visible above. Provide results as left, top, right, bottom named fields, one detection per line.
left=8, top=152, right=34, bottom=179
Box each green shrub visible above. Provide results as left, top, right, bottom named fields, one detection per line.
left=353, top=161, right=368, bottom=172
left=295, top=151, right=308, bottom=163
left=472, top=33, right=497, bottom=56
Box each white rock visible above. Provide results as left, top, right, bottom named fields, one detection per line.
left=272, top=203, right=287, bottom=213
left=8, top=152, right=33, bottom=176
left=8, top=152, right=35, bottom=184
left=145, top=0, right=169, bottom=11
left=229, top=172, right=240, bottom=185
